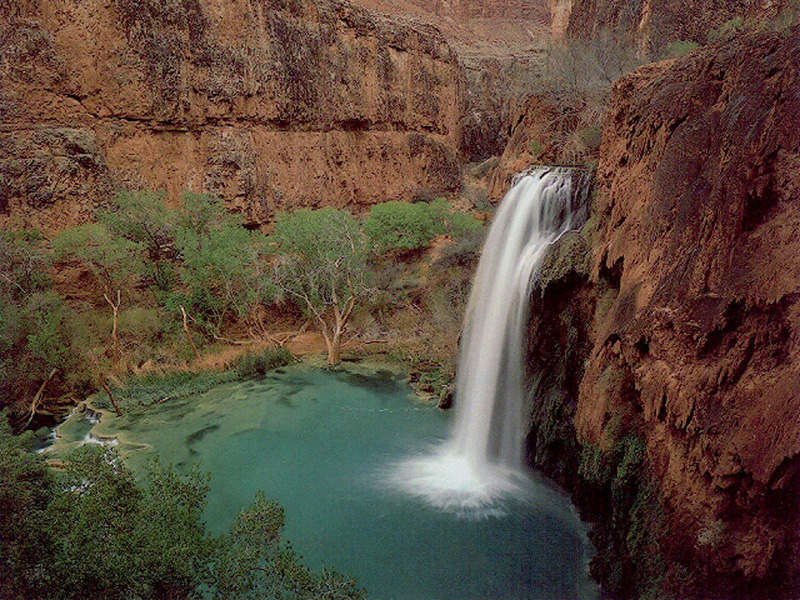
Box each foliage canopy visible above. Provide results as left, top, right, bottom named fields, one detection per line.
left=0, top=414, right=366, bottom=600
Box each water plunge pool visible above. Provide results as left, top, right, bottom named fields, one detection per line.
left=55, top=364, right=597, bottom=599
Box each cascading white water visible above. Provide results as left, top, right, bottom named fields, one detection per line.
left=388, top=167, right=587, bottom=513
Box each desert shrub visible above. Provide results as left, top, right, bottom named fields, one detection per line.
left=528, top=139, right=544, bottom=160
left=534, top=30, right=642, bottom=163
left=663, top=39, right=700, bottom=58
left=434, top=226, right=486, bottom=270
left=708, top=17, right=744, bottom=41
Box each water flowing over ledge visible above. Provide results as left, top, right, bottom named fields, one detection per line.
left=388, top=167, right=589, bottom=515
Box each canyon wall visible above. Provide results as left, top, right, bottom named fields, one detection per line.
left=562, top=0, right=790, bottom=51
left=349, top=0, right=554, bottom=161
left=0, top=0, right=463, bottom=234
left=527, top=25, right=800, bottom=599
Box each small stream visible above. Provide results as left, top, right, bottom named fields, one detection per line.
left=49, top=364, right=598, bottom=600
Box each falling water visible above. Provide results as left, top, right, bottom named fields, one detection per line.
left=389, top=167, right=588, bottom=513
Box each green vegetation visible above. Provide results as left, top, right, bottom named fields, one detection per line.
left=92, top=348, right=294, bottom=414
left=579, top=435, right=667, bottom=599
left=364, top=201, right=443, bottom=253
left=234, top=347, right=294, bottom=378
left=663, top=40, right=700, bottom=58
left=270, top=207, right=369, bottom=366
left=364, top=198, right=482, bottom=255
left=172, top=193, right=269, bottom=336
left=93, top=370, right=239, bottom=414
left=0, top=415, right=365, bottom=600
left=2, top=187, right=482, bottom=425
left=528, top=139, right=544, bottom=161
left=708, top=17, right=744, bottom=41
left=0, top=230, right=93, bottom=414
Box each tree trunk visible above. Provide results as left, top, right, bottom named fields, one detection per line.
left=24, top=368, right=58, bottom=428
left=327, top=329, right=342, bottom=366
left=104, top=290, right=122, bottom=366
left=325, top=295, right=355, bottom=366
left=99, top=375, right=123, bottom=417
left=180, top=305, right=202, bottom=360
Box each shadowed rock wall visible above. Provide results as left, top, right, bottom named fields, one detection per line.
left=526, top=26, right=800, bottom=599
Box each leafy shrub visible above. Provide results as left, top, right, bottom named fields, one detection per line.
left=118, top=307, right=164, bottom=344
left=444, top=210, right=483, bottom=238
left=364, top=201, right=444, bottom=253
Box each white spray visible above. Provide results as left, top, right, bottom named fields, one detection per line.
left=389, top=168, right=587, bottom=513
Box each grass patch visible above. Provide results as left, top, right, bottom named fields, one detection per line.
left=234, top=347, right=294, bottom=378
left=95, top=348, right=294, bottom=414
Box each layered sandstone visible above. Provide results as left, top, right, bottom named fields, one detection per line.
left=0, top=0, right=463, bottom=234
left=527, top=25, right=800, bottom=598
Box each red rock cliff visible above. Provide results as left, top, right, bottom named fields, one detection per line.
left=562, top=0, right=790, bottom=51
left=0, top=0, right=463, bottom=233
left=579, top=26, right=800, bottom=597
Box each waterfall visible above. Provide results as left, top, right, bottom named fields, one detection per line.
left=388, top=167, right=588, bottom=513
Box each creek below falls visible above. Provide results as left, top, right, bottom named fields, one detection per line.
left=50, top=363, right=598, bottom=600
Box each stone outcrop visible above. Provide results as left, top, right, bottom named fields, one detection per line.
left=562, top=0, right=792, bottom=52
left=349, top=0, right=555, bottom=161
left=525, top=25, right=800, bottom=599
left=0, top=0, right=463, bottom=233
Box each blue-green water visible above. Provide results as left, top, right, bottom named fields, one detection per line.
left=56, top=365, right=597, bottom=599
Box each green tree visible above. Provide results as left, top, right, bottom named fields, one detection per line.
left=363, top=201, right=443, bottom=254
left=100, top=189, right=176, bottom=292
left=46, top=445, right=145, bottom=599
left=0, top=414, right=367, bottom=599
left=0, top=232, right=88, bottom=419
left=270, top=207, right=369, bottom=365
left=0, top=416, right=54, bottom=598
left=213, top=492, right=365, bottom=600
left=0, top=229, right=50, bottom=301
left=53, top=223, right=143, bottom=366
left=52, top=223, right=143, bottom=299
left=173, top=193, right=269, bottom=337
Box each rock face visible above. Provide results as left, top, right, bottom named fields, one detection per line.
left=0, top=0, right=463, bottom=233
left=526, top=26, right=800, bottom=598
left=349, top=0, right=555, bottom=161
left=563, top=0, right=790, bottom=51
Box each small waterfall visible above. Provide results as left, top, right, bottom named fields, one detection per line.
left=388, top=167, right=588, bottom=513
